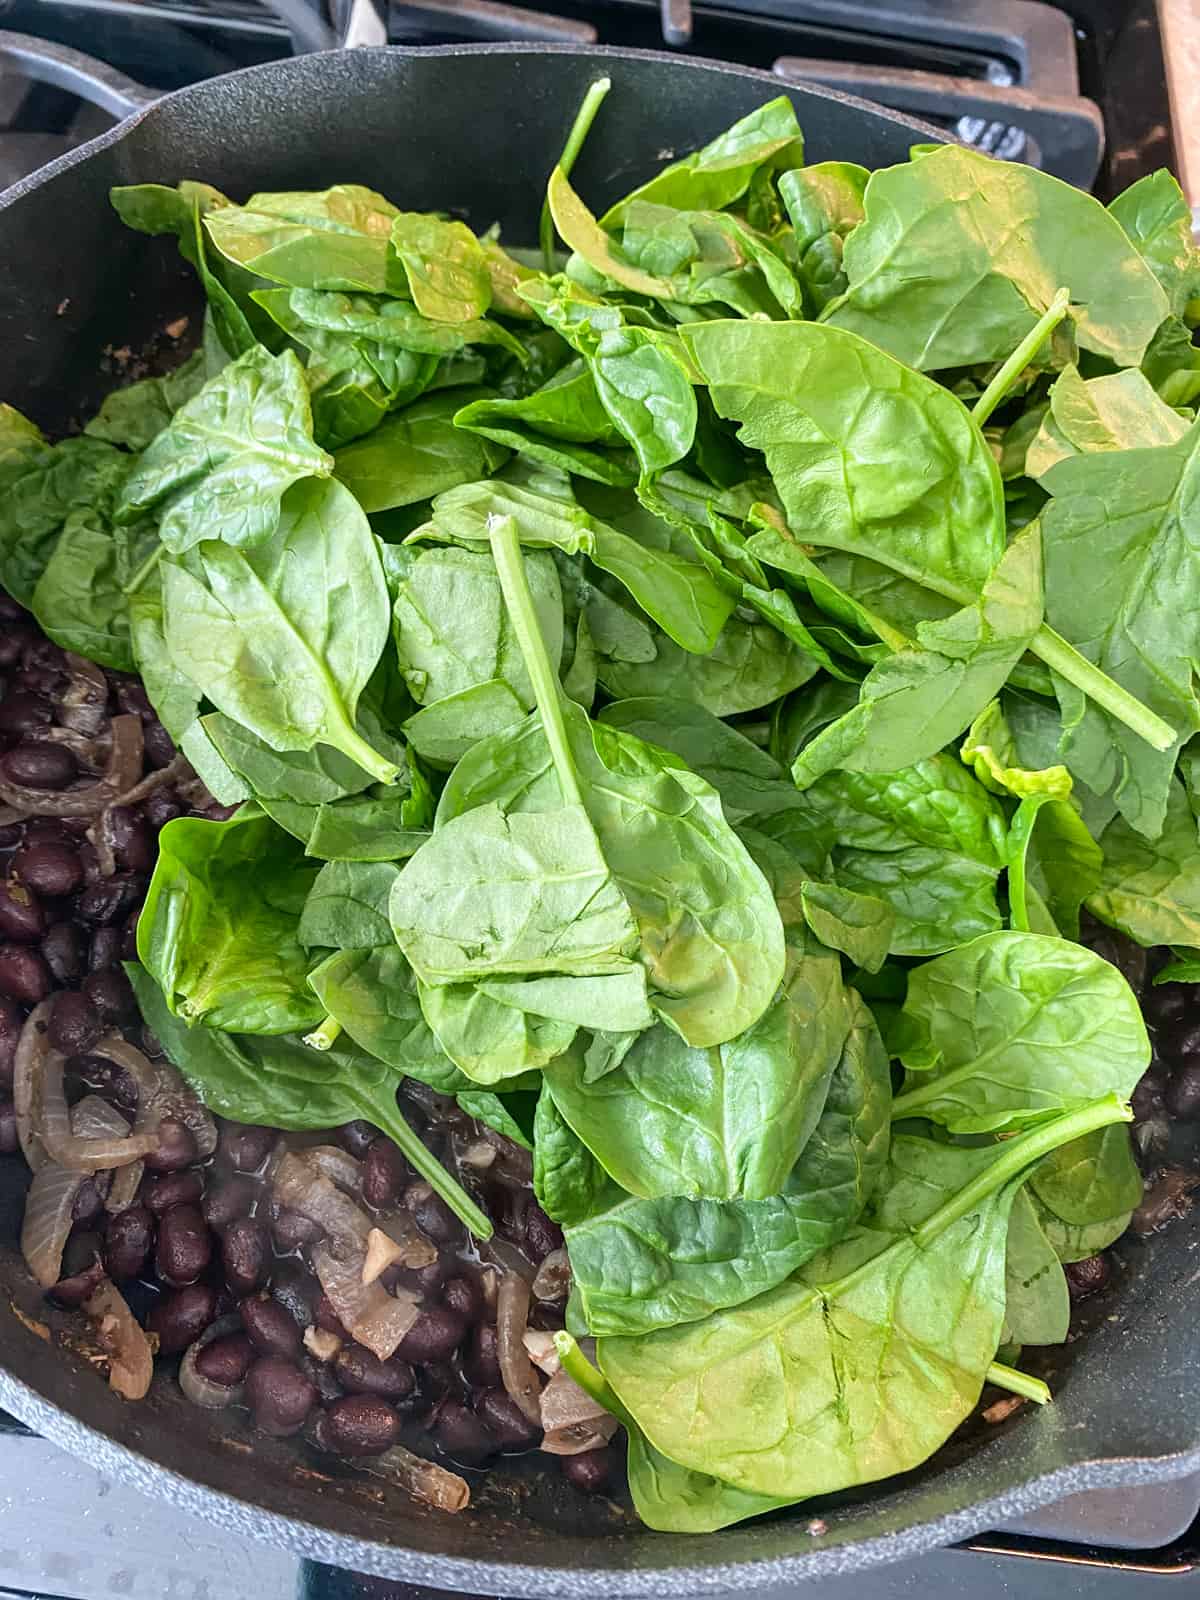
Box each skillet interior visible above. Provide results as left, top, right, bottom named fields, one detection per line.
left=0, top=43, right=1197, bottom=1596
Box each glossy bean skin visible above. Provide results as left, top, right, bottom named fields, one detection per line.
left=561, top=1448, right=614, bottom=1493
left=1065, top=1254, right=1111, bottom=1300
left=155, top=1204, right=212, bottom=1287
left=47, top=990, right=101, bottom=1055
left=403, top=1182, right=461, bottom=1246
left=81, top=967, right=137, bottom=1023
left=398, top=1306, right=466, bottom=1365
left=333, top=1344, right=415, bottom=1400
left=441, top=1275, right=483, bottom=1324
left=222, top=1218, right=270, bottom=1297
left=0, top=880, right=44, bottom=943
left=476, top=1387, right=540, bottom=1449
left=143, top=1119, right=199, bottom=1173
left=433, top=1400, right=494, bottom=1465
left=0, top=996, right=21, bottom=1087
left=271, top=1206, right=322, bottom=1253
left=0, top=944, right=51, bottom=1003
left=194, top=1333, right=255, bottom=1387
left=219, top=1122, right=276, bottom=1174
left=362, top=1136, right=407, bottom=1209
left=104, top=1206, right=154, bottom=1282
left=1166, top=1058, right=1200, bottom=1120
left=41, top=923, right=83, bottom=986
left=244, top=1357, right=317, bottom=1437
left=241, top=1294, right=303, bottom=1358
left=142, top=1170, right=204, bottom=1216
left=1, top=741, right=76, bottom=789
left=12, top=838, right=82, bottom=897
left=202, top=1175, right=258, bottom=1232
left=0, top=1098, right=17, bottom=1154
left=323, top=1394, right=402, bottom=1457
left=149, top=1284, right=218, bottom=1354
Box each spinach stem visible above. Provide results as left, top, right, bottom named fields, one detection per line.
left=123, top=544, right=163, bottom=597
left=971, top=288, right=1071, bottom=429
left=1029, top=625, right=1176, bottom=751
left=324, top=705, right=402, bottom=787
left=365, top=1088, right=493, bottom=1240
left=488, top=512, right=584, bottom=807
left=987, top=1361, right=1051, bottom=1405
left=555, top=1331, right=636, bottom=1428
left=829, top=1095, right=1132, bottom=1302
left=540, top=77, right=612, bottom=273
left=303, top=1015, right=342, bottom=1052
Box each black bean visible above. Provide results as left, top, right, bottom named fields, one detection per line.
left=0, top=691, right=51, bottom=739
left=0, top=879, right=44, bottom=943
left=76, top=1054, right=137, bottom=1112
left=78, top=874, right=143, bottom=929
left=1131, top=1067, right=1165, bottom=1122
left=524, top=1204, right=563, bottom=1262
left=1166, top=1057, right=1200, bottom=1120
left=270, top=1261, right=320, bottom=1330
left=142, top=1169, right=204, bottom=1216
left=82, top=967, right=136, bottom=1024
left=464, top=1322, right=502, bottom=1388
left=0, top=625, right=36, bottom=669
left=194, top=1333, right=254, bottom=1387
left=333, top=1344, right=415, bottom=1400
left=402, top=1257, right=447, bottom=1300
left=244, top=1357, right=316, bottom=1437
left=0, top=1097, right=17, bottom=1155
left=104, top=806, right=155, bottom=874
left=120, top=910, right=140, bottom=963
left=142, top=719, right=176, bottom=769
left=403, top=1181, right=461, bottom=1246
left=529, top=1301, right=565, bottom=1334
left=141, top=1024, right=163, bottom=1059
left=1143, top=982, right=1193, bottom=1030
left=362, top=1136, right=407, bottom=1210
left=115, top=679, right=154, bottom=720
left=50, top=1236, right=106, bottom=1308
left=71, top=1177, right=106, bottom=1226
left=315, top=1295, right=349, bottom=1337
left=222, top=1218, right=269, bottom=1297
left=48, top=990, right=101, bottom=1056
left=0, top=596, right=25, bottom=622
left=0, top=943, right=50, bottom=1003
left=41, top=921, right=83, bottom=985
left=202, top=1175, right=257, bottom=1232
left=1134, top=1114, right=1172, bottom=1164
left=0, top=741, right=76, bottom=790
left=398, top=1306, right=467, bottom=1365
left=142, top=789, right=181, bottom=830
left=22, top=636, right=64, bottom=674
left=441, top=1275, right=483, bottom=1324
left=219, top=1122, right=276, bottom=1174
left=323, top=1394, right=403, bottom=1457
left=149, top=1283, right=218, bottom=1354
left=104, top=1205, right=155, bottom=1281
left=0, top=995, right=21, bottom=1088
left=87, top=927, right=122, bottom=973
left=156, top=1203, right=212, bottom=1287
left=560, top=1447, right=613, bottom=1494
left=242, top=1293, right=303, bottom=1358
left=1065, top=1254, right=1111, bottom=1300
left=271, top=1206, right=322, bottom=1253
left=12, top=838, right=82, bottom=898
left=433, top=1400, right=494, bottom=1465
left=336, top=1120, right=376, bottom=1158
left=303, top=1352, right=344, bottom=1405
left=144, top=1118, right=199, bottom=1174
left=476, top=1387, right=540, bottom=1449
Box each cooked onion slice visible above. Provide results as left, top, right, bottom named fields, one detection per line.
left=538, top=1369, right=618, bottom=1456
left=274, top=1151, right=371, bottom=1250
left=180, top=1315, right=244, bottom=1410
left=40, top=1053, right=159, bottom=1172
left=311, top=1240, right=419, bottom=1361
left=21, top=1161, right=85, bottom=1288
left=363, top=1446, right=469, bottom=1512
left=497, top=1271, right=542, bottom=1425
left=84, top=1279, right=154, bottom=1400
left=531, top=1248, right=570, bottom=1304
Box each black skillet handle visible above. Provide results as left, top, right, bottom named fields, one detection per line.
left=0, top=31, right=158, bottom=123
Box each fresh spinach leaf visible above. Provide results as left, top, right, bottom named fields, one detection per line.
left=1025, top=363, right=1188, bottom=480
left=1088, top=777, right=1200, bottom=949
left=390, top=213, right=491, bottom=322
left=334, top=391, right=509, bottom=512
left=778, top=162, right=867, bottom=312
left=1109, top=170, right=1200, bottom=318
left=203, top=185, right=406, bottom=294
left=1003, top=1190, right=1069, bottom=1347
left=137, top=811, right=323, bottom=1035
left=84, top=352, right=206, bottom=451
left=299, top=859, right=400, bottom=950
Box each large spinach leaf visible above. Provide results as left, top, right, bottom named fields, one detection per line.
left=1088, top=777, right=1200, bottom=949
left=892, top=930, right=1149, bottom=1131
left=137, top=811, right=322, bottom=1035
left=825, top=145, right=1167, bottom=370
left=1109, top=170, right=1200, bottom=318
left=203, top=185, right=406, bottom=294
left=161, top=477, right=396, bottom=783
left=1025, top=363, right=1188, bottom=480
left=333, top=390, right=508, bottom=512
left=116, top=346, right=333, bottom=554
left=0, top=430, right=128, bottom=609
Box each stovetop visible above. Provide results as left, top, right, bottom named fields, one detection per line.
left=0, top=0, right=1197, bottom=1593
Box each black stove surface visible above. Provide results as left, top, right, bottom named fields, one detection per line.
left=0, top=2, right=1195, bottom=1594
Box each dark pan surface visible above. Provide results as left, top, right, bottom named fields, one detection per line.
left=0, top=43, right=1198, bottom=1596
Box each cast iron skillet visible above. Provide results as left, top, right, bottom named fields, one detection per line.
left=0, top=37, right=1197, bottom=1596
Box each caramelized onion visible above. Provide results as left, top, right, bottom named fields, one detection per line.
left=274, top=1151, right=371, bottom=1249
left=84, top=1278, right=154, bottom=1400
left=538, top=1369, right=618, bottom=1455
left=21, top=1161, right=85, bottom=1287
left=13, top=1000, right=53, bottom=1171
left=0, top=714, right=143, bottom=817
left=302, top=1144, right=363, bottom=1194
left=60, top=654, right=110, bottom=736
left=531, top=1248, right=570, bottom=1304
left=91, top=1035, right=217, bottom=1160
left=40, top=1053, right=158, bottom=1172
left=311, top=1241, right=419, bottom=1361
left=496, top=1271, right=542, bottom=1425
left=363, top=1445, right=469, bottom=1512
